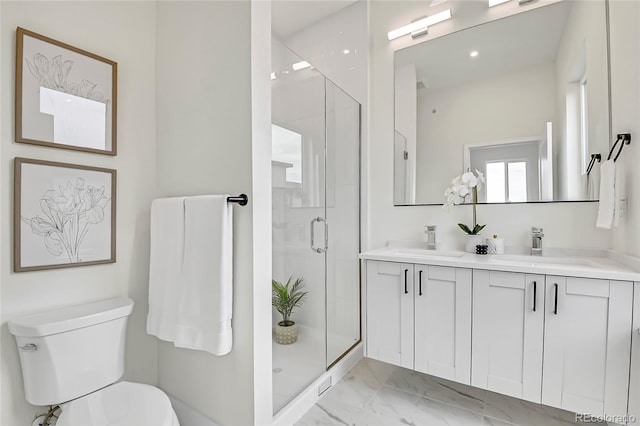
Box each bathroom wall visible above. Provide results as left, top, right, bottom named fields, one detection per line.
left=610, top=0, right=640, bottom=257
left=0, top=2, right=158, bottom=425
left=367, top=0, right=618, bottom=253
left=155, top=1, right=272, bottom=425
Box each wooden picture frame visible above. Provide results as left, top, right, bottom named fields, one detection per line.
left=14, top=157, right=116, bottom=272
left=15, top=27, right=117, bottom=155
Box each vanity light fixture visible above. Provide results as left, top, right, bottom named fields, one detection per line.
left=292, top=60, right=311, bottom=71
left=488, top=0, right=511, bottom=7
left=342, top=49, right=351, bottom=55
left=387, top=9, right=452, bottom=41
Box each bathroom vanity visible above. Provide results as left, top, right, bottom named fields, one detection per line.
left=361, top=247, right=640, bottom=419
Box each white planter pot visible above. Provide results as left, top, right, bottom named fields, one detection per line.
left=465, top=234, right=484, bottom=253
left=274, top=321, right=298, bottom=345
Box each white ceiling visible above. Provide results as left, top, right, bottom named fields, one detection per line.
left=395, top=1, right=572, bottom=92
left=272, top=0, right=358, bottom=39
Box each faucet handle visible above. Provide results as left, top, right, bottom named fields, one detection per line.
left=532, top=226, right=543, bottom=234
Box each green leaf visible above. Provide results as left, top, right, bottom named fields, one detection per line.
left=457, top=223, right=472, bottom=234
left=472, top=224, right=486, bottom=235
left=272, top=276, right=308, bottom=323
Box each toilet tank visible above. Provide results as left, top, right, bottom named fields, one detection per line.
left=8, top=297, right=134, bottom=406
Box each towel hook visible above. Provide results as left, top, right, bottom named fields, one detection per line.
left=586, top=153, right=601, bottom=175
left=607, top=133, right=631, bottom=162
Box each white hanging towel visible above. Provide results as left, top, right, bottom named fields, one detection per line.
left=147, top=197, right=186, bottom=341
left=596, top=160, right=616, bottom=229
left=613, top=162, right=626, bottom=227
left=174, top=195, right=233, bottom=356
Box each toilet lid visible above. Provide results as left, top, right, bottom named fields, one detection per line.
left=57, top=381, right=179, bottom=426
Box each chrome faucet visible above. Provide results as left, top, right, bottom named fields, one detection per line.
left=425, top=225, right=437, bottom=250
left=531, top=227, right=544, bottom=256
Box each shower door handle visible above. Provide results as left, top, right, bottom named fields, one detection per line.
left=310, top=217, right=328, bottom=253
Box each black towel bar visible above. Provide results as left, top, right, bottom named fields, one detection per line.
left=227, top=194, right=248, bottom=206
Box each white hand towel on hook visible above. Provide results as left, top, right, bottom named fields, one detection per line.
left=596, top=160, right=616, bottom=229
left=613, top=162, right=626, bottom=227
left=175, top=195, right=233, bottom=356
left=147, top=197, right=186, bottom=341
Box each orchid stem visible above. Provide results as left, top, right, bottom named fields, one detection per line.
left=472, top=187, right=477, bottom=229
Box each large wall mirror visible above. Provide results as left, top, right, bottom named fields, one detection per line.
left=394, top=0, right=610, bottom=205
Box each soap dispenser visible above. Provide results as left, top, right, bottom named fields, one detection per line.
left=424, top=225, right=436, bottom=250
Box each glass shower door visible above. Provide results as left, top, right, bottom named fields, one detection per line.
left=325, top=81, right=361, bottom=367
left=271, top=41, right=327, bottom=413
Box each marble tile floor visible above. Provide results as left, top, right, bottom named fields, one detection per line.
left=295, top=358, right=607, bottom=426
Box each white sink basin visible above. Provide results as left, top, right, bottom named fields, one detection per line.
left=394, top=248, right=466, bottom=258
left=492, top=254, right=596, bottom=267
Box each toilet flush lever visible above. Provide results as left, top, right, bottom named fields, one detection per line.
left=19, top=343, right=38, bottom=352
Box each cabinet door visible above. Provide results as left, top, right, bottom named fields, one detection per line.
left=542, top=277, right=633, bottom=416
left=414, top=265, right=471, bottom=385
left=472, top=270, right=544, bottom=402
left=365, top=261, right=414, bottom=368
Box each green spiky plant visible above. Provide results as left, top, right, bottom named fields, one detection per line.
left=272, top=276, right=308, bottom=327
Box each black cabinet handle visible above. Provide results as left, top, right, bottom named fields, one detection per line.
left=532, top=281, right=537, bottom=312
left=419, top=270, right=423, bottom=296
left=404, top=269, right=408, bottom=294
left=553, top=283, right=558, bottom=315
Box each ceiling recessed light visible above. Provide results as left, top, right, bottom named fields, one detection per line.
left=342, top=49, right=350, bottom=55
left=470, top=50, right=479, bottom=58
left=488, top=0, right=510, bottom=7
left=271, top=72, right=276, bottom=80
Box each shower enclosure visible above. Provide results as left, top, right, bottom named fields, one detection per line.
left=271, top=39, right=360, bottom=413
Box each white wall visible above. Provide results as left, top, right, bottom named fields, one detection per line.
left=610, top=0, right=640, bottom=257
left=368, top=0, right=614, bottom=253
left=416, top=63, right=556, bottom=203
left=281, top=1, right=368, bottom=106
left=0, top=2, right=158, bottom=425
left=155, top=1, right=272, bottom=425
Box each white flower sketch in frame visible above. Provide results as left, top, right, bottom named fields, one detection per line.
left=14, top=157, right=117, bottom=272
left=16, top=27, right=117, bottom=155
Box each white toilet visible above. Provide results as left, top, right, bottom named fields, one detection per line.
left=8, top=297, right=179, bottom=426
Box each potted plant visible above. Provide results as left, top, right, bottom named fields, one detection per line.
left=272, top=276, right=308, bottom=344
left=444, top=170, right=487, bottom=252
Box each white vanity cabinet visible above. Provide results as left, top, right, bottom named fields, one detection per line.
left=365, top=261, right=472, bottom=384
left=362, top=248, right=639, bottom=419
left=541, top=276, right=633, bottom=417
left=472, top=272, right=633, bottom=415
left=414, top=265, right=472, bottom=385
left=365, top=261, right=414, bottom=368
left=471, top=270, right=545, bottom=403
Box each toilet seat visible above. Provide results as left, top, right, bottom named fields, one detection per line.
left=57, top=381, right=179, bottom=426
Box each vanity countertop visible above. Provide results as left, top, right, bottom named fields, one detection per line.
left=360, top=246, right=640, bottom=282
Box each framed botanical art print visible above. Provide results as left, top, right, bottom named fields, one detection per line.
left=14, top=157, right=116, bottom=272
left=15, top=27, right=117, bottom=155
